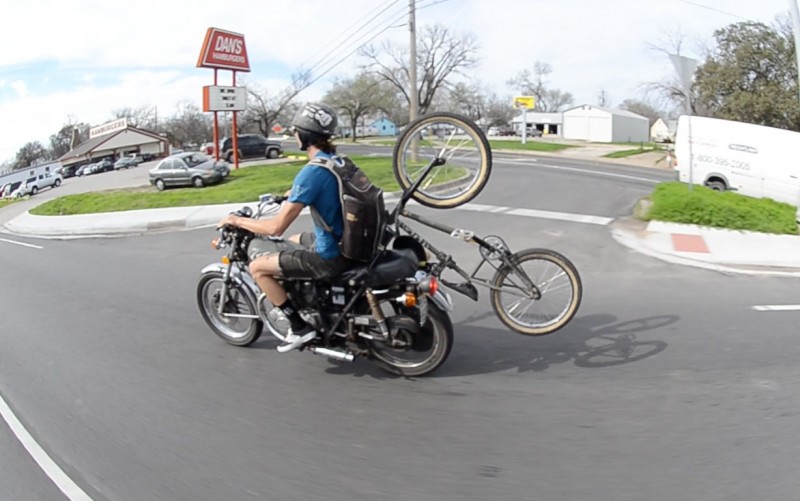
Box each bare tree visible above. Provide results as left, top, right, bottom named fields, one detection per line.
left=507, top=62, right=574, bottom=112
left=324, top=73, right=393, bottom=141
left=447, top=81, right=488, bottom=123
left=13, top=141, right=48, bottom=170
left=360, top=24, right=479, bottom=115
left=164, top=101, right=212, bottom=147
left=484, top=93, right=517, bottom=128
left=49, top=119, right=90, bottom=158
left=112, top=105, right=157, bottom=130
left=240, top=72, right=312, bottom=137
left=619, top=99, right=663, bottom=125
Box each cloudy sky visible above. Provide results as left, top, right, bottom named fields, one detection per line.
left=0, top=0, right=794, bottom=162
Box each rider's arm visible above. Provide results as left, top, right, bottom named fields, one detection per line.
left=227, top=201, right=304, bottom=236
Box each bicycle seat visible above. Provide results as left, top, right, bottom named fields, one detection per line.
left=335, top=249, right=418, bottom=287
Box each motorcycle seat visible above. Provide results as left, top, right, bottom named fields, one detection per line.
left=335, top=249, right=418, bottom=287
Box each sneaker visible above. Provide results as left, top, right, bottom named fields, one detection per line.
left=276, top=326, right=317, bottom=353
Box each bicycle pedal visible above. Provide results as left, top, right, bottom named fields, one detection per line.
left=441, top=279, right=479, bottom=301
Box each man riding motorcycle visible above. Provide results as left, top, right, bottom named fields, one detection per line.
left=216, top=103, right=347, bottom=352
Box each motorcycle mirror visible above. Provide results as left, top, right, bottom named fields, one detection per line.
left=259, top=193, right=275, bottom=204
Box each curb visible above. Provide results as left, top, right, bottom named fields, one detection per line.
left=610, top=217, right=800, bottom=278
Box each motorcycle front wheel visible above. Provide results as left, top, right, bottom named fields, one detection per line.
left=369, top=301, right=453, bottom=377
left=197, top=271, right=263, bottom=346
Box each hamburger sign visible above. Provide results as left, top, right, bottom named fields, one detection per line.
left=196, top=28, right=251, bottom=72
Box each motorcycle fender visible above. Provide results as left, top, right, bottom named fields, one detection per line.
left=430, top=289, right=454, bottom=312
left=200, top=263, right=260, bottom=303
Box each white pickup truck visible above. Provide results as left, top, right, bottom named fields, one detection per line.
left=14, top=172, right=63, bottom=197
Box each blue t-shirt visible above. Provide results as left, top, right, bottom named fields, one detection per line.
left=288, top=152, right=343, bottom=259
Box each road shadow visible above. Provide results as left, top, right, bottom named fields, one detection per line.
left=431, top=313, right=673, bottom=378
left=317, top=313, right=673, bottom=380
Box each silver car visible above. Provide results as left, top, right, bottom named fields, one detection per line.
left=149, top=152, right=229, bottom=191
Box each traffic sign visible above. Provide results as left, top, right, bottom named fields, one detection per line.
left=514, top=96, right=535, bottom=109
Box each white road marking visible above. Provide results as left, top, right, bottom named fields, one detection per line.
left=0, top=237, right=43, bottom=249
left=387, top=199, right=613, bottom=226
left=499, top=158, right=661, bottom=184
left=457, top=203, right=613, bottom=226
left=753, top=305, right=800, bottom=312
left=0, top=393, right=94, bottom=501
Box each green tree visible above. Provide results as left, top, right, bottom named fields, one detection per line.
left=694, top=20, right=800, bottom=131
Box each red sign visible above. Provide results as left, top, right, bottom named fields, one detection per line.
left=272, top=124, right=284, bottom=134
left=197, top=28, right=251, bottom=72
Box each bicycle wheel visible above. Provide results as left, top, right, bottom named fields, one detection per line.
left=490, top=249, right=582, bottom=335
left=392, top=112, right=492, bottom=208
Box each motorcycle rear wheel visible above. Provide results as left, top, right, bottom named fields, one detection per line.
left=197, top=271, right=263, bottom=346
left=369, top=301, right=453, bottom=377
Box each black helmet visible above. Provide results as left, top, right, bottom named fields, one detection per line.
left=291, top=103, right=338, bottom=137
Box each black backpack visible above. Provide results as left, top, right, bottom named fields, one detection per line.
left=308, top=155, right=386, bottom=263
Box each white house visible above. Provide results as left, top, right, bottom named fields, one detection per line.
left=562, top=105, right=649, bottom=143
left=650, top=118, right=677, bottom=142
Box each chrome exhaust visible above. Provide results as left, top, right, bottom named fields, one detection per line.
left=309, top=347, right=355, bottom=362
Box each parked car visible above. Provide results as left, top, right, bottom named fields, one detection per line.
left=149, top=152, right=229, bottom=191
left=515, top=126, right=543, bottom=138
left=221, top=134, right=283, bottom=163
left=114, top=157, right=138, bottom=170
left=13, top=172, right=62, bottom=197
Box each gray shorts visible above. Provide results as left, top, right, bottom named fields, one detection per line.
left=248, top=232, right=351, bottom=280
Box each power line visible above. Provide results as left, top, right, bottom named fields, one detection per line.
left=677, top=0, right=747, bottom=20
left=297, top=0, right=401, bottom=76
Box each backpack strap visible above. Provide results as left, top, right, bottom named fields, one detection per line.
left=305, top=155, right=345, bottom=234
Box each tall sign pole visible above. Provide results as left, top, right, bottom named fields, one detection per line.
left=197, top=28, right=251, bottom=169
left=670, top=54, right=698, bottom=190
left=790, top=0, right=800, bottom=105
left=513, top=96, right=535, bottom=144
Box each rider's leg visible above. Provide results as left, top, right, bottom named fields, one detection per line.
left=249, top=255, right=308, bottom=333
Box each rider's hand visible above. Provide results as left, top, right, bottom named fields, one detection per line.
left=217, top=214, right=237, bottom=229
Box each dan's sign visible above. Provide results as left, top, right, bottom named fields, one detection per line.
left=197, top=28, right=251, bottom=72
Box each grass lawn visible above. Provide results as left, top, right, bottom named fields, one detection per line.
left=0, top=198, right=17, bottom=210
left=642, top=182, right=798, bottom=235
left=30, top=155, right=462, bottom=216
left=605, top=147, right=663, bottom=158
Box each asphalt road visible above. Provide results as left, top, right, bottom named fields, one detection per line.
left=2, top=149, right=800, bottom=500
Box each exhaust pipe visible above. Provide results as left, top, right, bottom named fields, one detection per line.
left=309, top=347, right=355, bottom=362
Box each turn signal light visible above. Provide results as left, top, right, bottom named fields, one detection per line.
left=428, top=277, right=439, bottom=296
left=221, top=256, right=230, bottom=265
left=403, top=292, right=417, bottom=307
left=418, top=276, right=439, bottom=295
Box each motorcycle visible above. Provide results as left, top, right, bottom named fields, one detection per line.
left=196, top=192, right=455, bottom=377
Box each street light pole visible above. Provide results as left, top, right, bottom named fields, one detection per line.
left=409, top=0, right=418, bottom=123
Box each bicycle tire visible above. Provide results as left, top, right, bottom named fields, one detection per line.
left=392, top=112, right=492, bottom=208
left=490, top=249, right=582, bottom=335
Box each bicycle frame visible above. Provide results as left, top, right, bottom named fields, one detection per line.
left=388, top=156, right=539, bottom=302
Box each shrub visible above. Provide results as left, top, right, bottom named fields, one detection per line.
left=643, top=182, right=798, bottom=235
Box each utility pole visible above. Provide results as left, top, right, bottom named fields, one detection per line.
left=409, top=0, right=419, bottom=123
left=790, top=0, right=800, bottom=105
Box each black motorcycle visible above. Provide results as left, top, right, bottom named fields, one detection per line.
left=196, top=188, right=454, bottom=377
